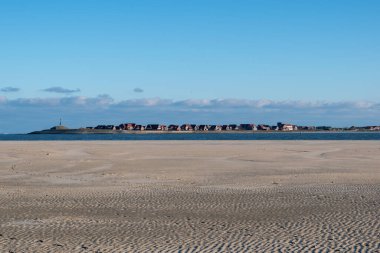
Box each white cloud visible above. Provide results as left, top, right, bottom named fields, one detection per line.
left=2, top=96, right=379, bottom=111
left=119, top=98, right=172, bottom=107
left=0, top=96, right=7, bottom=104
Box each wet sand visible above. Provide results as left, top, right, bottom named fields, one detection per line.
left=0, top=141, right=379, bottom=252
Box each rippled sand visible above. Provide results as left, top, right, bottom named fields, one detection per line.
left=0, top=141, right=379, bottom=252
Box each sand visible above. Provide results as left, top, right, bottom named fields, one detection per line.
left=0, top=141, right=379, bottom=252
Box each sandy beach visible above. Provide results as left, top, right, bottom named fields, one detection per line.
left=0, top=141, right=379, bottom=252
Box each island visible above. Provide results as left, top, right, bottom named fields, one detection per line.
left=29, top=122, right=380, bottom=134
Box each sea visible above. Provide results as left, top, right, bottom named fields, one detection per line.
left=1, top=132, right=380, bottom=141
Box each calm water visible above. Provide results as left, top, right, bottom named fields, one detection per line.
left=1, top=132, right=380, bottom=141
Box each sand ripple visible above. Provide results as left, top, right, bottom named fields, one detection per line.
left=0, top=184, right=379, bottom=252
left=0, top=141, right=379, bottom=252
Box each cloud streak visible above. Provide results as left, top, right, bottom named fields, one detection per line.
left=1, top=86, right=20, bottom=92
left=42, top=86, right=80, bottom=94
left=1, top=95, right=380, bottom=133
left=133, top=88, right=144, bottom=93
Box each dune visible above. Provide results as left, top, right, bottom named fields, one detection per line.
left=0, top=141, right=379, bottom=252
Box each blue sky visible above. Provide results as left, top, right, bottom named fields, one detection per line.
left=1, top=0, right=379, bottom=133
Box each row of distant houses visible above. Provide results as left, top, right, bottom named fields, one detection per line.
left=89, top=122, right=315, bottom=131
left=352, top=126, right=380, bottom=131
left=87, top=122, right=380, bottom=132
left=368, top=126, right=380, bottom=131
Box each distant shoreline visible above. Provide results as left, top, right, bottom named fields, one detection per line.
left=28, top=129, right=380, bottom=134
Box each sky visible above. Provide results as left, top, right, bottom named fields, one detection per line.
left=0, top=0, right=379, bottom=133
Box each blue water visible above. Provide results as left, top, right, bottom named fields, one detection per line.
left=1, top=132, right=380, bottom=141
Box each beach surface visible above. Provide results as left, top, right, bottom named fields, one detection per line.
left=0, top=141, right=379, bottom=252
